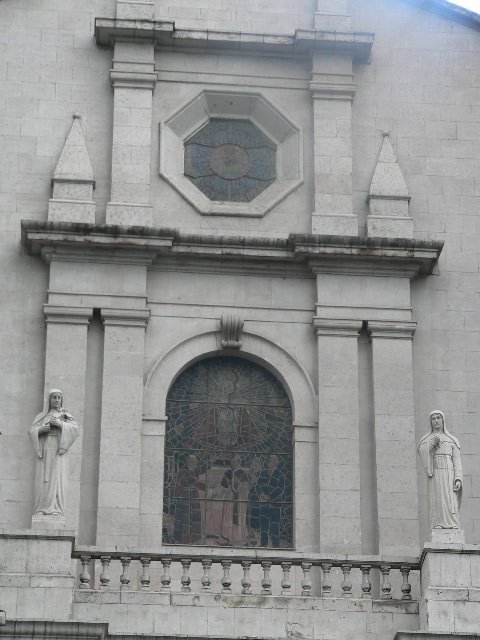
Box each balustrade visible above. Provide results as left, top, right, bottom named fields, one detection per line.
left=73, top=547, right=419, bottom=600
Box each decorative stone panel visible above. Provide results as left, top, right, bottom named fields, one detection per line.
left=159, top=91, right=303, bottom=217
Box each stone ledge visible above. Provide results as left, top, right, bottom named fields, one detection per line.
left=94, top=18, right=374, bottom=63
left=73, top=589, right=419, bottom=613
left=21, top=221, right=443, bottom=278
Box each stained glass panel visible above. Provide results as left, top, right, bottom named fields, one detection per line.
left=163, top=356, right=293, bottom=548
left=184, top=118, right=277, bottom=202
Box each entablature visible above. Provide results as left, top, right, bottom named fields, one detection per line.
left=21, top=221, right=443, bottom=279
left=94, top=18, right=374, bottom=63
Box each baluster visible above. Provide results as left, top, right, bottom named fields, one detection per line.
left=380, top=565, right=392, bottom=600
left=281, top=562, right=292, bottom=596
left=360, top=564, right=372, bottom=599
left=99, top=556, right=111, bottom=590
left=321, top=563, right=332, bottom=597
left=301, top=562, right=312, bottom=596
left=120, top=556, right=131, bottom=590
left=140, top=557, right=151, bottom=591
left=180, top=559, right=191, bottom=593
left=160, top=558, right=172, bottom=592
left=221, top=560, right=232, bottom=594
left=201, top=559, right=212, bottom=592
left=241, top=561, right=252, bottom=595
left=261, top=561, right=272, bottom=595
left=400, top=566, right=412, bottom=601
left=79, top=555, right=91, bottom=590
left=341, top=564, right=353, bottom=597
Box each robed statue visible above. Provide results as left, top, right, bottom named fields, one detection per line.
left=29, top=389, right=79, bottom=519
left=418, top=410, right=462, bottom=530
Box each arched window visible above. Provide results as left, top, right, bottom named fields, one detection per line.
left=163, top=356, right=293, bottom=548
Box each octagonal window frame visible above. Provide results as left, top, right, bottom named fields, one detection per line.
left=159, top=90, right=303, bottom=217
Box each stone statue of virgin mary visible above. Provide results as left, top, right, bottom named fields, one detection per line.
left=29, top=389, right=79, bottom=522
left=418, top=410, right=463, bottom=531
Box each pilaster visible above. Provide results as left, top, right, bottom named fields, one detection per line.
left=310, top=52, right=357, bottom=236
left=106, top=41, right=157, bottom=227
left=293, top=423, right=319, bottom=552
left=313, top=317, right=362, bottom=553
left=116, top=0, right=154, bottom=20
left=139, top=416, right=167, bottom=546
left=369, top=320, right=420, bottom=556
left=314, top=0, right=352, bottom=31
left=42, top=305, right=93, bottom=531
left=96, top=308, right=150, bottom=546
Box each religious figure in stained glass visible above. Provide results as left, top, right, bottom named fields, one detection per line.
left=163, top=356, right=293, bottom=548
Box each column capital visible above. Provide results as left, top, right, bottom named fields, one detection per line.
left=110, top=70, right=157, bottom=91
left=101, top=308, right=150, bottom=328
left=43, top=304, right=93, bottom=325
left=368, top=320, right=416, bottom=339
left=313, top=317, right=362, bottom=337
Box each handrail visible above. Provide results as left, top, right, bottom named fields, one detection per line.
left=73, top=544, right=420, bottom=568
left=72, top=545, right=420, bottom=599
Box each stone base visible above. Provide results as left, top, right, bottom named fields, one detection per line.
left=48, top=199, right=96, bottom=224
left=31, top=513, right=66, bottom=530
left=314, top=12, right=352, bottom=30
left=311, top=213, right=357, bottom=236
left=106, top=202, right=153, bottom=227
left=430, top=528, right=465, bottom=544
left=367, top=215, right=413, bottom=239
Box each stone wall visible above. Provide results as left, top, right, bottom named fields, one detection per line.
left=0, top=0, right=479, bottom=553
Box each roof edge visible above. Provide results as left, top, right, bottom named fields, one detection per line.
left=401, top=0, right=480, bottom=30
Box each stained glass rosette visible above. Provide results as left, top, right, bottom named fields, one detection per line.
left=184, top=118, right=277, bottom=202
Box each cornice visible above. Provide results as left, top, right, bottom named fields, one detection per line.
left=94, top=18, right=374, bottom=63
left=368, top=320, right=417, bottom=339
left=21, top=221, right=443, bottom=279
left=43, top=304, right=93, bottom=325
left=101, top=308, right=150, bottom=328
left=313, top=317, right=363, bottom=337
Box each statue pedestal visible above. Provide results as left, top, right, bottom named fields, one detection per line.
left=419, top=540, right=480, bottom=634
left=430, top=528, right=465, bottom=545
left=31, top=513, right=66, bottom=530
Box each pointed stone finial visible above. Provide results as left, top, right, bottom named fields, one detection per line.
left=367, top=132, right=412, bottom=239
left=369, top=133, right=409, bottom=199
left=48, top=115, right=96, bottom=224
left=53, top=114, right=94, bottom=183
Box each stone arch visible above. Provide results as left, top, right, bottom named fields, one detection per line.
left=144, top=330, right=317, bottom=427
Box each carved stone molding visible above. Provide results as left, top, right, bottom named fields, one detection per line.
left=101, top=308, right=150, bottom=328
left=219, top=315, right=244, bottom=349
left=368, top=320, right=417, bottom=339
left=313, top=317, right=362, bottom=337
left=22, top=221, right=444, bottom=279
left=43, top=305, right=93, bottom=325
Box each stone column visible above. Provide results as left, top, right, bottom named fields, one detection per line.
left=96, top=308, right=150, bottom=546
left=314, top=318, right=362, bottom=553
left=105, top=41, right=157, bottom=227
left=369, top=320, right=419, bottom=555
left=139, top=416, right=167, bottom=546
left=42, top=305, right=93, bottom=530
left=310, top=51, right=356, bottom=236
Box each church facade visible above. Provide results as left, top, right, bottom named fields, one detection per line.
left=1, top=0, right=480, bottom=639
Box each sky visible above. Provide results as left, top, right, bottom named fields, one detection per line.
left=453, top=0, right=480, bottom=13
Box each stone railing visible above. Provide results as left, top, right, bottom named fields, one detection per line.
left=72, top=546, right=420, bottom=600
